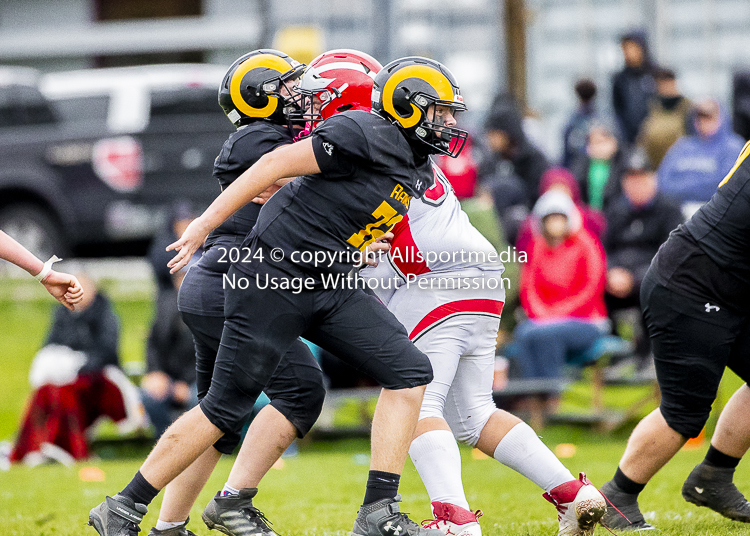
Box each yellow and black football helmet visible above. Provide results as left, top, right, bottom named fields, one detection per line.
left=218, top=49, right=305, bottom=128
left=371, top=57, right=468, bottom=157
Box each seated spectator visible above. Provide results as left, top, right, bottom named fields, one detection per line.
left=148, top=200, right=196, bottom=296
left=139, top=270, right=198, bottom=439
left=8, top=275, right=143, bottom=465
left=513, top=190, right=608, bottom=394
left=477, top=93, right=550, bottom=244
left=604, top=149, right=683, bottom=364
left=570, top=119, right=629, bottom=211
left=516, top=167, right=606, bottom=259
left=657, top=97, right=745, bottom=216
left=637, top=67, right=692, bottom=168
left=562, top=78, right=598, bottom=168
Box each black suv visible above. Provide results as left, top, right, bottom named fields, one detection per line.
left=0, top=64, right=234, bottom=258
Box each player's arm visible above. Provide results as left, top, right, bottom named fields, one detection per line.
left=0, top=230, right=84, bottom=310
left=167, top=138, right=321, bottom=273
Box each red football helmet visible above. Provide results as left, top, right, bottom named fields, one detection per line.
left=291, top=49, right=382, bottom=127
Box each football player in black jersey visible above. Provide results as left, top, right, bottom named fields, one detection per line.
left=88, top=50, right=326, bottom=536
left=145, top=50, right=384, bottom=536
left=601, top=142, right=750, bottom=530
left=87, top=56, right=467, bottom=536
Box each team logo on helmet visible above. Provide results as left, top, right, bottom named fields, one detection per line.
left=372, top=57, right=468, bottom=158
left=291, top=49, right=382, bottom=132
left=219, top=49, right=305, bottom=128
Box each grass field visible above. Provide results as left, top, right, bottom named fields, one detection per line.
left=2, top=292, right=749, bottom=535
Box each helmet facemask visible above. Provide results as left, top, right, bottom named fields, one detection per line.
left=410, top=93, right=468, bottom=158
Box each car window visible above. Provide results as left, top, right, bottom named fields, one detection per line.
left=0, top=85, right=57, bottom=128
left=53, top=95, right=110, bottom=127
left=150, top=87, right=219, bottom=116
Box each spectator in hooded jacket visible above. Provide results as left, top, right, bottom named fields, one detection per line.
left=657, top=98, right=746, bottom=213
left=477, top=93, right=550, bottom=244
left=513, top=190, right=608, bottom=387
left=8, top=275, right=143, bottom=464
left=604, top=149, right=683, bottom=362
left=516, top=167, right=606, bottom=258
left=612, top=30, right=657, bottom=145
left=562, top=78, right=598, bottom=168
left=570, top=119, right=629, bottom=211
left=139, top=269, right=198, bottom=439
left=637, top=67, right=693, bottom=168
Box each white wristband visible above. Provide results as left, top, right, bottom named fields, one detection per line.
left=34, top=255, right=62, bottom=282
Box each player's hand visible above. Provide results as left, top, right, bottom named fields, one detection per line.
left=167, top=217, right=211, bottom=274
left=252, top=183, right=281, bottom=205
left=41, top=271, right=84, bottom=311
left=363, top=232, right=394, bottom=267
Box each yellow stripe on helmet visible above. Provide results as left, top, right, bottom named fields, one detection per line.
left=383, top=64, right=454, bottom=129
left=718, top=140, right=750, bottom=188
left=230, top=54, right=291, bottom=118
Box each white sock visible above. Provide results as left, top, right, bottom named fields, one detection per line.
left=221, top=483, right=240, bottom=497
left=409, top=429, right=470, bottom=510
left=493, top=422, right=574, bottom=493
left=155, top=520, right=185, bottom=531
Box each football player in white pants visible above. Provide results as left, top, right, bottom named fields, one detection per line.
left=363, top=165, right=606, bottom=536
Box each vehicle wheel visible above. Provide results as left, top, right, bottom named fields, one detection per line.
left=0, top=203, right=69, bottom=260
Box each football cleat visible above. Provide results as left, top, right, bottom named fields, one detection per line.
left=147, top=518, right=197, bottom=536
left=351, top=495, right=445, bottom=536
left=599, top=480, right=655, bottom=531
left=422, top=501, right=482, bottom=536
left=88, top=494, right=148, bottom=536
left=682, top=462, right=750, bottom=522
left=544, top=473, right=607, bottom=536
left=202, top=488, right=278, bottom=536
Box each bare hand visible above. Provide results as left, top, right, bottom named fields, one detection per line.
left=363, top=232, right=394, bottom=267
left=167, top=217, right=211, bottom=274
left=252, top=183, right=282, bottom=205
left=606, top=267, right=634, bottom=299
left=41, top=271, right=84, bottom=311
left=141, top=371, right=171, bottom=400
left=172, top=381, right=192, bottom=404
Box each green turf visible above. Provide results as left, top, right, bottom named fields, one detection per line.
left=1, top=437, right=749, bottom=535
left=2, top=294, right=750, bottom=535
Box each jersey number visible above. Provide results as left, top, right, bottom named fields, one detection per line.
left=347, top=201, right=403, bottom=250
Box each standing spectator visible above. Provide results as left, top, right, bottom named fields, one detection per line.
left=562, top=78, right=598, bottom=168
left=570, top=119, right=629, bottom=211
left=140, top=270, right=198, bottom=439
left=513, top=190, right=608, bottom=393
left=612, top=30, right=656, bottom=145
left=637, top=67, right=692, bottom=168
left=477, top=93, right=550, bottom=243
left=8, top=275, right=143, bottom=464
left=604, top=150, right=683, bottom=365
left=516, top=167, right=606, bottom=258
left=657, top=98, right=746, bottom=214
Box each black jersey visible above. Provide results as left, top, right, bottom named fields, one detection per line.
left=205, top=122, right=293, bottom=248
left=179, top=121, right=291, bottom=316
left=236, top=110, right=433, bottom=281
left=650, top=142, right=750, bottom=312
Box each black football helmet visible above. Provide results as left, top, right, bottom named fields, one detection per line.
left=218, top=49, right=305, bottom=128
left=371, top=57, right=468, bottom=157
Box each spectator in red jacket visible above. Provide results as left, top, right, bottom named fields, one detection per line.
left=516, top=167, right=606, bottom=259
left=513, top=190, right=609, bottom=387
